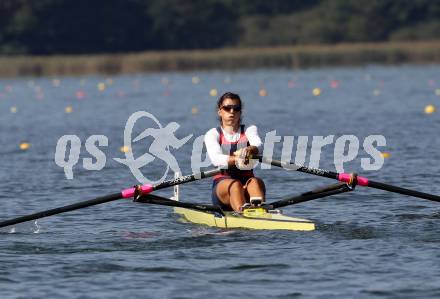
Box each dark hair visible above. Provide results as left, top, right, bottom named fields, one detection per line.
left=216, top=92, right=243, bottom=124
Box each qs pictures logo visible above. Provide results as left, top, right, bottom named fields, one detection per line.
left=55, top=111, right=387, bottom=184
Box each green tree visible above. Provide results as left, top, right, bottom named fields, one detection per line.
left=1, top=0, right=153, bottom=54
left=224, top=0, right=321, bottom=16
left=0, top=0, right=439, bottom=55
left=147, top=0, right=238, bottom=49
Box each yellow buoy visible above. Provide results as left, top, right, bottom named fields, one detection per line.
left=65, top=106, right=73, bottom=113
left=424, top=104, right=436, bottom=114
left=192, top=76, right=200, bottom=84
left=435, top=89, right=440, bottom=96
left=97, top=82, right=106, bottom=91
left=120, top=146, right=130, bottom=153
left=312, top=88, right=321, bottom=96
left=191, top=107, right=199, bottom=114
left=210, top=89, right=218, bottom=97
left=259, top=88, right=267, bottom=97
left=381, top=152, right=391, bottom=158
left=19, top=142, right=31, bottom=150
left=10, top=106, right=17, bottom=113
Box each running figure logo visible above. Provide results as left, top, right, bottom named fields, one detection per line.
left=114, top=111, right=192, bottom=184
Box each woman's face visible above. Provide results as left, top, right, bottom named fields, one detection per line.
left=218, top=98, right=241, bottom=127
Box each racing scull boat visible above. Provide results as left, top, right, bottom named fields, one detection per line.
left=173, top=207, right=315, bottom=231
left=171, top=182, right=315, bottom=231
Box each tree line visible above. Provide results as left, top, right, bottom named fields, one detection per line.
left=0, top=0, right=439, bottom=55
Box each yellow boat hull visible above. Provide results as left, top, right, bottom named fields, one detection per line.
left=174, top=207, right=315, bottom=231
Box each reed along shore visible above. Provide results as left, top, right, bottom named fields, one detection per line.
left=1, top=41, right=440, bottom=78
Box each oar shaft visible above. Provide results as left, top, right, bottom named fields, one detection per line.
left=367, top=180, right=440, bottom=202
left=0, top=193, right=121, bottom=228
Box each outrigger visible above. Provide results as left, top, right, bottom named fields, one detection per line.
left=0, top=156, right=439, bottom=231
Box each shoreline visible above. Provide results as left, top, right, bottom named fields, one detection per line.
left=1, top=41, right=440, bottom=78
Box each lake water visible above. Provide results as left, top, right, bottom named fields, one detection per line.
left=0, top=65, right=439, bottom=298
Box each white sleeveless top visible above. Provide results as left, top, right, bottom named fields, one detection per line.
left=204, top=125, right=263, bottom=167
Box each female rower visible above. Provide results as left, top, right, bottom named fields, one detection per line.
left=204, top=92, right=265, bottom=212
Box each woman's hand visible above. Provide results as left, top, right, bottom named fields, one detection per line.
left=233, top=146, right=258, bottom=168
left=233, top=147, right=248, bottom=164
left=234, top=146, right=258, bottom=161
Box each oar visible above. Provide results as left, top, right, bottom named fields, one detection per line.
left=134, top=193, right=225, bottom=216
left=257, top=156, right=440, bottom=203
left=0, top=168, right=221, bottom=228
